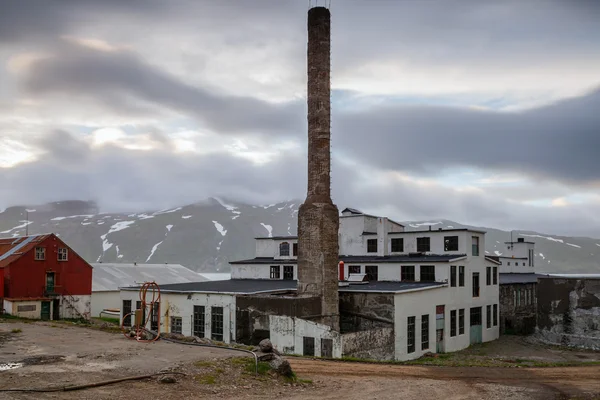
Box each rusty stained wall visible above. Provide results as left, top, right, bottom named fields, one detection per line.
left=537, top=278, right=600, bottom=349
left=499, top=283, right=537, bottom=335
left=235, top=294, right=321, bottom=345
left=339, top=292, right=395, bottom=333
left=341, top=327, right=395, bottom=361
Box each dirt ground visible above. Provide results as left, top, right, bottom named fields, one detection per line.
left=1, top=320, right=600, bottom=400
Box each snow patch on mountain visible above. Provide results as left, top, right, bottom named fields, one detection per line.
left=166, top=224, right=173, bottom=232
left=520, top=234, right=564, bottom=243
left=137, top=213, right=154, bottom=220
left=81, top=222, right=92, bottom=226
left=261, top=223, right=273, bottom=237
left=154, top=207, right=182, bottom=216
left=566, top=243, right=581, bottom=249
left=51, top=214, right=94, bottom=221
left=0, top=220, right=33, bottom=234
left=182, top=215, right=192, bottom=219
left=409, top=221, right=442, bottom=228
left=217, top=240, right=224, bottom=251
left=494, top=251, right=502, bottom=256
left=214, top=197, right=238, bottom=212
left=100, top=221, right=135, bottom=255
left=539, top=253, right=545, bottom=259
left=212, top=221, right=227, bottom=236
left=146, top=241, right=163, bottom=262
left=25, top=209, right=36, bottom=212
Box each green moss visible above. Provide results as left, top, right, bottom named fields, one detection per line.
left=11, top=328, right=22, bottom=334
left=196, top=374, right=217, bottom=385
left=194, top=360, right=215, bottom=368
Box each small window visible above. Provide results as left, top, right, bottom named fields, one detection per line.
left=283, top=265, right=294, bottom=280
left=417, top=237, right=430, bottom=252
left=279, top=242, right=290, bottom=257
left=366, top=265, right=378, bottom=281
left=293, top=243, right=298, bottom=256
left=58, top=247, right=68, bottom=261
left=459, top=266, right=465, bottom=287
left=420, top=265, right=435, bottom=282
left=122, top=300, right=132, bottom=327
left=472, top=272, right=480, bottom=297
left=367, top=239, right=377, bottom=253
left=450, top=310, right=457, bottom=337
left=407, top=316, right=416, bottom=353
left=459, top=309, right=465, bottom=335
left=349, top=265, right=361, bottom=274
left=171, top=317, right=182, bottom=334
left=211, top=307, right=224, bottom=341
left=391, top=238, right=404, bottom=252
left=508, top=262, right=511, bottom=266
left=193, top=305, right=205, bottom=338
left=401, top=265, right=415, bottom=281
left=493, top=267, right=498, bottom=285
left=270, top=265, right=281, bottom=279
left=487, top=305, right=492, bottom=328
left=35, top=247, right=46, bottom=261
left=486, top=267, right=491, bottom=286
left=493, top=304, right=498, bottom=326
left=421, top=315, right=429, bottom=350
left=450, top=266, right=457, bottom=287
left=472, top=236, right=480, bottom=256
left=444, top=236, right=459, bottom=251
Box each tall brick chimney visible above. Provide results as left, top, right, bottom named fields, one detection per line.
left=297, top=5, right=340, bottom=331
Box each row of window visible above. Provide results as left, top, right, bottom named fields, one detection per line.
left=515, top=287, right=535, bottom=307
left=407, top=305, right=499, bottom=354
left=122, top=301, right=225, bottom=341
left=278, top=242, right=298, bottom=257
left=506, top=261, right=531, bottom=267
left=35, top=246, right=68, bottom=261
left=368, top=236, right=480, bottom=255
left=270, top=265, right=294, bottom=280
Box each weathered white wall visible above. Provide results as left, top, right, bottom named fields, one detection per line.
left=119, top=290, right=236, bottom=343
left=256, top=238, right=298, bottom=259
left=61, top=295, right=91, bottom=320
left=339, top=216, right=366, bottom=255
left=394, top=257, right=499, bottom=361
left=388, top=231, right=475, bottom=255
left=3, top=299, right=42, bottom=319
left=342, top=328, right=395, bottom=360
left=269, top=315, right=342, bottom=357
left=91, top=291, right=119, bottom=317
left=230, top=264, right=297, bottom=280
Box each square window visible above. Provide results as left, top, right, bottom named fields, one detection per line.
left=349, top=265, right=361, bottom=274
left=391, top=238, right=404, bottom=252
left=57, top=247, right=68, bottom=261
left=401, top=265, right=415, bottom=281
left=366, top=265, right=378, bottom=281
left=367, top=239, right=377, bottom=253
left=417, top=237, right=430, bottom=252
left=420, top=265, right=435, bottom=282
left=444, top=236, right=459, bottom=251
left=171, top=317, right=182, bottom=334
left=35, top=247, right=46, bottom=261
left=283, top=265, right=294, bottom=280
left=270, top=265, right=281, bottom=279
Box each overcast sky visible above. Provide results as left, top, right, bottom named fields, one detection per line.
left=1, top=0, right=600, bottom=237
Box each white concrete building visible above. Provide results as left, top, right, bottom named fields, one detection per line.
left=92, top=263, right=207, bottom=317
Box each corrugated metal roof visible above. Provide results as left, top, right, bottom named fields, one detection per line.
left=91, top=263, right=208, bottom=292
left=121, top=278, right=297, bottom=294
left=0, top=234, right=52, bottom=269
left=230, top=254, right=466, bottom=265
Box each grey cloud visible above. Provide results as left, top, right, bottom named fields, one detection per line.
left=335, top=88, right=600, bottom=185
left=19, top=42, right=303, bottom=136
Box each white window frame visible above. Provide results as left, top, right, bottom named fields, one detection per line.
left=35, top=247, right=46, bottom=261
left=58, top=247, right=68, bottom=261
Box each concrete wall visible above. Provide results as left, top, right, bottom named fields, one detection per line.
left=342, top=328, right=395, bottom=360
left=537, top=277, right=600, bottom=350
left=3, top=296, right=90, bottom=320
left=236, top=294, right=321, bottom=345
left=120, top=290, right=236, bottom=343
left=231, top=264, right=297, bottom=280
left=394, top=257, right=499, bottom=361
left=269, top=315, right=342, bottom=358
left=499, top=283, right=537, bottom=334
left=3, top=299, right=41, bottom=319
left=498, top=241, right=535, bottom=273
left=339, top=215, right=367, bottom=255
left=339, top=292, right=395, bottom=332
left=91, top=291, right=119, bottom=317
left=256, top=238, right=298, bottom=259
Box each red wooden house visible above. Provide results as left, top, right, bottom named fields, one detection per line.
left=0, top=233, right=93, bottom=320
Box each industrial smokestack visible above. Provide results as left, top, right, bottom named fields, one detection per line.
left=297, top=5, right=340, bottom=331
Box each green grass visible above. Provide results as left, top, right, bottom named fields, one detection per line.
left=98, top=317, right=119, bottom=325
left=194, top=360, right=215, bottom=368
left=10, top=328, right=22, bottom=334
left=196, top=374, right=217, bottom=385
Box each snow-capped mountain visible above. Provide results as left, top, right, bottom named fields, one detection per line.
left=0, top=199, right=598, bottom=274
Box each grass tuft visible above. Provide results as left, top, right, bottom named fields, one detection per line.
left=11, top=328, right=22, bottom=334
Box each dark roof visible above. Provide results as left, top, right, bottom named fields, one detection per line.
left=339, top=281, right=445, bottom=293
left=230, top=254, right=467, bottom=265
left=505, top=241, right=535, bottom=244
left=254, top=236, right=298, bottom=240
left=121, top=279, right=297, bottom=294
left=484, top=256, right=502, bottom=265
left=341, top=207, right=363, bottom=215
left=389, top=228, right=487, bottom=234
left=499, top=273, right=546, bottom=284
left=362, top=231, right=377, bottom=236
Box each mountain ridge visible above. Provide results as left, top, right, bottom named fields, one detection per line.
left=1, top=198, right=598, bottom=274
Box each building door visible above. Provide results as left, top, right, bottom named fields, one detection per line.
left=41, top=301, right=51, bottom=321
left=470, top=307, right=482, bottom=344
left=46, top=272, right=55, bottom=293
left=150, top=302, right=160, bottom=331
left=436, top=305, right=445, bottom=353
left=52, top=299, right=60, bottom=320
